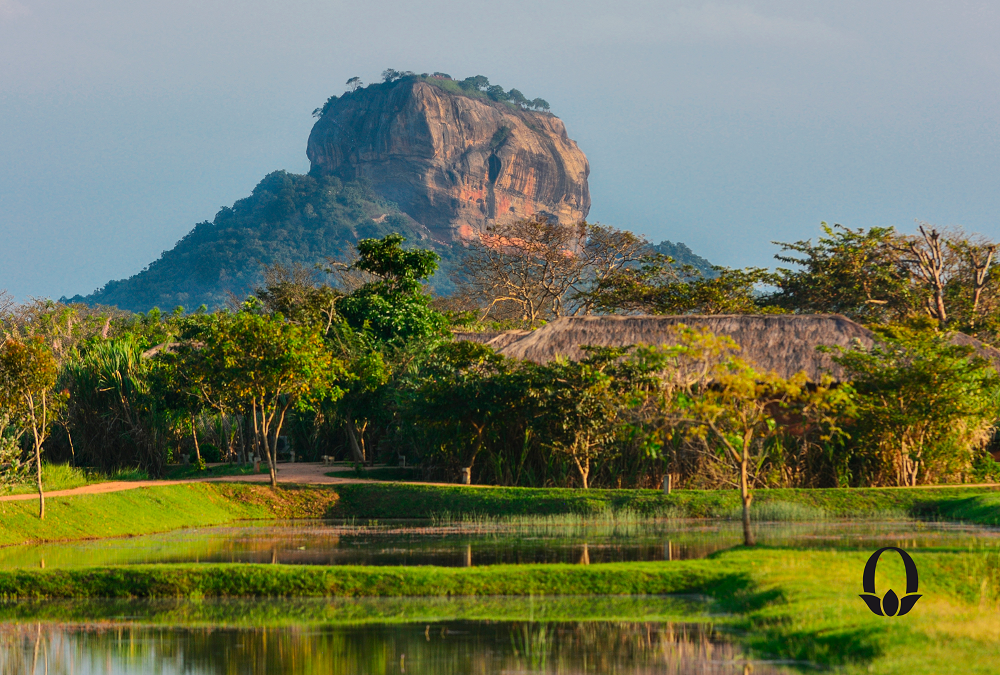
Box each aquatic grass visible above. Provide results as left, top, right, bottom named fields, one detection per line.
left=0, top=560, right=753, bottom=600
left=0, top=595, right=717, bottom=627
left=714, top=500, right=830, bottom=522
left=332, top=483, right=1000, bottom=526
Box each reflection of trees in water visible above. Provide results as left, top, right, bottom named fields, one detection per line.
left=0, top=621, right=791, bottom=675
left=2, top=519, right=996, bottom=571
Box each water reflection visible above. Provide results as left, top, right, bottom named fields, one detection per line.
left=1, top=518, right=997, bottom=570
left=0, top=621, right=797, bottom=674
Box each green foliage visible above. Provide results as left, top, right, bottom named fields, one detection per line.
left=769, top=223, right=915, bottom=321
left=0, top=337, right=64, bottom=506
left=66, top=172, right=433, bottom=312
left=62, top=335, right=165, bottom=474
left=174, top=312, right=345, bottom=485
left=587, top=255, right=777, bottom=315
left=830, top=329, right=1000, bottom=486
left=338, top=234, right=447, bottom=344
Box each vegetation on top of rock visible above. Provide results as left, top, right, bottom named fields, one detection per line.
left=312, top=70, right=551, bottom=119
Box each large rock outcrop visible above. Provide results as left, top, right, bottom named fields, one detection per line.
left=307, top=79, right=591, bottom=242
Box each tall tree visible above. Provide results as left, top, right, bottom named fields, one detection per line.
left=588, top=255, right=776, bottom=316
left=336, top=234, right=446, bottom=344
left=830, top=330, right=998, bottom=486
left=459, top=219, right=647, bottom=325
left=179, top=312, right=344, bottom=487
left=770, top=223, right=915, bottom=322
left=0, top=337, right=63, bottom=518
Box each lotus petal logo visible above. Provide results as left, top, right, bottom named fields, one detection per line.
left=859, top=546, right=921, bottom=617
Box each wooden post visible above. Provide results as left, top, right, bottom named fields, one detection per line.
left=461, top=467, right=471, bottom=485
left=663, top=474, right=672, bottom=495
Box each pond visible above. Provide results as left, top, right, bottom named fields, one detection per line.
left=2, top=517, right=997, bottom=569
left=0, top=615, right=800, bottom=675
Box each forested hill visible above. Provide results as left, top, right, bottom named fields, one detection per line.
left=651, top=241, right=716, bottom=278
left=63, top=171, right=456, bottom=312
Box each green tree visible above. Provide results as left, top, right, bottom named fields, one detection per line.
left=179, top=312, right=345, bottom=486
left=830, top=329, right=998, bottom=486
left=533, top=350, right=628, bottom=489
left=0, top=337, right=64, bottom=518
left=769, top=223, right=914, bottom=322
left=337, top=234, right=447, bottom=344
left=63, top=336, right=163, bottom=475
left=588, top=255, right=777, bottom=315
left=629, top=327, right=850, bottom=544
left=411, top=341, right=512, bottom=482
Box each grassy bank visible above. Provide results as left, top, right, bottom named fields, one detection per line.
left=0, top=548, right=997, bottom=673
left=2, top=481, right=1000, bottom=548
left=331, top=482, right=1000, bottom=523
left=0, top=560, right=744, bottom=600
left=0, top=483, right=338, bottom=547
left=0, top=595, right=711, bottom=627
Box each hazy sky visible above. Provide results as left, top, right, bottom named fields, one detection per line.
left=3, top=0, right=1000, bottom=300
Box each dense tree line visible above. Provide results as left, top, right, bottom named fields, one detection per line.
left=3, top=219, right=1000, bottom=535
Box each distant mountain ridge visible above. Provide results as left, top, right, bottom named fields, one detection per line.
left=651, top=240, right=717, bottom=278
left=63, top=171, right=450, bottom=311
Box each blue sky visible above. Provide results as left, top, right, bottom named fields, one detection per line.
left=3, top=0, right=1000, bottom=300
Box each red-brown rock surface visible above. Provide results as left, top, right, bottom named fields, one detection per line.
left=306, top=79, right=591, bottom=243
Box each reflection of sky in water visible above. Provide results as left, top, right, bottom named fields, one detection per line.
left=1, top=519, right=998, bottom=570
left=0, top=620, right=799, bottom=675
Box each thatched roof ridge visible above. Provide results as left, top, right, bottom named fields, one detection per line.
left=497, top=315, right=872, bottom=380
left=495, top=314, right=1000, bottom=380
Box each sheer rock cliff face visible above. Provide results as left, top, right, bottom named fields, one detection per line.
left=306, top=80, right=591, bottom=243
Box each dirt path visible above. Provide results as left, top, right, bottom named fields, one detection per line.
left=0, top=463, right=371, bottom=502
left=1, top=464, right=996, bottom=503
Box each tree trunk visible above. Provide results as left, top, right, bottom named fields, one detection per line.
left=574, top=453, right=590, bottom=490
left=29, top=394, right=44, bottom=520
left=34, top=439, right=44, bottom=520
left=345, top=422, right=365, bottom=464
left=740, top=453, right=754, bottom=546
left=65, top=425, right=75, bottom=468
left=252, top=401, right=278, bottom=488
left=191, top=415, right=202, bottom=465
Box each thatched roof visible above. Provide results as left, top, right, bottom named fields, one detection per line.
left=494, top=315, right=873, bottom=380
left=468, top=315, right=1000, bottom=380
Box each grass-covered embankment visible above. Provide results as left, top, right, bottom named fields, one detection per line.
left=0, top=560, right=746, bottom=600
left=3, top=480, right=1000, bottom=548
left=1, top=547, right=998, bottom=673
left=331, top=482, right=1000, bottom=523
left=0, top=483, right=338, bottom=547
